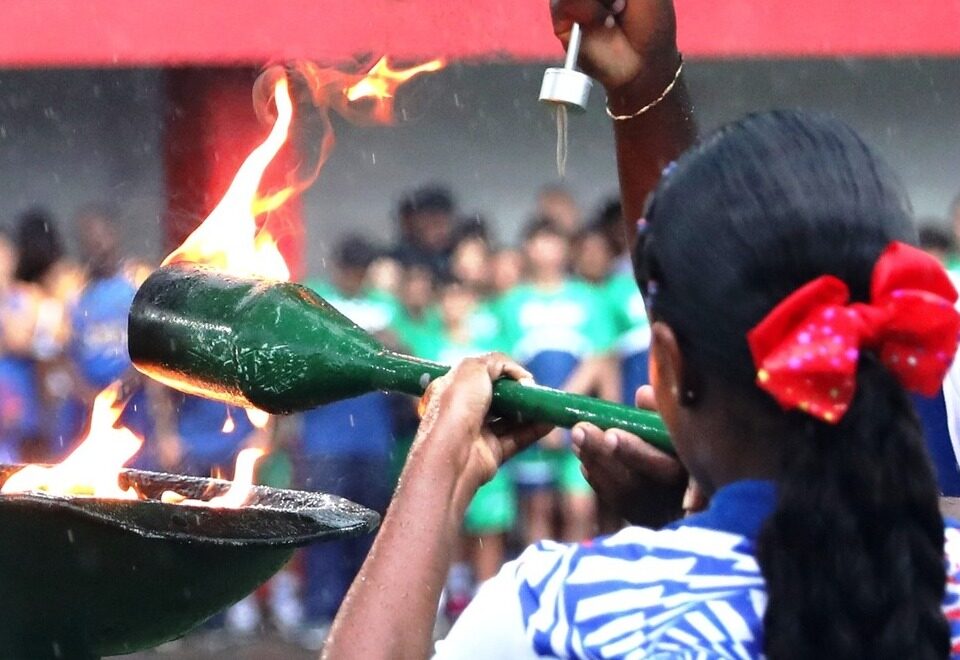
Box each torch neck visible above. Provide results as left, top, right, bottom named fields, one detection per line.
left=367, top=351, right=450, bottom=397
left=564, top=23, right=583, bottom=71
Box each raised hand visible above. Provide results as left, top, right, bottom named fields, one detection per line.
left=550, top=0, right=679, bottom=103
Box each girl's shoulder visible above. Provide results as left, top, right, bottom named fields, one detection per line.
left=512, top=525, right=766, bottom=659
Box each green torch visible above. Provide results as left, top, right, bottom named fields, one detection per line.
left=128, top=263, right=671, bottom=452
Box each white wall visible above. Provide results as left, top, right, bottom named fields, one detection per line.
left=300, top=59, right=960, bottom=277
left=0, top=69, right=164, bottom=260
left=0, top=60, right=956, bottom=276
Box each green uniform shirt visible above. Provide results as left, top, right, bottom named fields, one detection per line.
left=390, top=307, right=443, bottom=355
left=304, top=280, right=398, bottom=334
left=407, top=312, right=501, bottom=365
left=496, top=280, right=616, bottom=366
left=602, top=272, right=651, bottom=357
left=408, top=319, right=515, bottom=534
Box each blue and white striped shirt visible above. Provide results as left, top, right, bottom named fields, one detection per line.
left=437, top=480, right=960, bottom=659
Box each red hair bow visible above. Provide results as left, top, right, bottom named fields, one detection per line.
left=747, top=241, right=960, bottom=423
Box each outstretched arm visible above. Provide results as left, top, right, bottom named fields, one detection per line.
left=552, top=0, right=697, bottom=244
left=322, top=356, right=550, bottom=660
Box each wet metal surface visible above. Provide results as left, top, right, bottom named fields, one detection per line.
left=0, top=465, right=378, bottom=659
left=129, top=263, right=672, bottom=450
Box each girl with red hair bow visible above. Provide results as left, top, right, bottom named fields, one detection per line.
left=324, top=1, right=960, bottom=658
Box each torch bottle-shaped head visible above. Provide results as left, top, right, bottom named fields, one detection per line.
left=128, top=263, right=437, bottom=413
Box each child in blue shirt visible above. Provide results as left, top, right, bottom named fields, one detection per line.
left=298, top=235, right=397, bottom=633
left=65, top=208, right=154, bottom=463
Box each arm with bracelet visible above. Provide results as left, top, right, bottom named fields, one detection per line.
left=322, top=1, right=697, bottom=658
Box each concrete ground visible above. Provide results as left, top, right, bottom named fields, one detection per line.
left=127, top=632, right=317, bottom=660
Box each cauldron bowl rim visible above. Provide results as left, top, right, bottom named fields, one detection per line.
left=0, top=464, right=380, bottom=547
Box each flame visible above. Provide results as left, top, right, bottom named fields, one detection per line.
left=161, top=56, right=443, bottom=281
left=159, top=448, right=264, bottom=508
left=344, top=57, right=444, bottom=123
left=0, top=383, right=264, bottom=508
left=204, top=448, right=265, bottom=507
left=246, top=407, right=270, bottom=429
left=162, top=78, right=294, bottom=281
left=222, top=410, right=236, bottom=434
left=1, top=384, right=141, bottom=499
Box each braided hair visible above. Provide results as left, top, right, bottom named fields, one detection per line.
left=637, top=110, right=949, bottom=658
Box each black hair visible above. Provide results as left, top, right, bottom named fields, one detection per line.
left=14, top=208, right=64, bottom=284
left=918, top=223, right=956, bottom=255
left=397, top=184, right=455, bottom=220
left=577, top=220, right=610, bottom=242
left=436, top=272, right=468, bottom=290
left=451, top=212, right=490, bottom=247
left=640, top=110, right=948, bottom=658
left=523, top=215, right=566, bottom=242
left=588, top=197, right=627, bottom=256
left=335, top=234, right=379, bottom=270
left=594, top=197, right=623, bottom=230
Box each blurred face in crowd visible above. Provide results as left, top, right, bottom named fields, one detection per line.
left=0, top=234, right=15, bottom=289
left=525, top=230, right=569, bottom=281
left=367, top=256, right=402, bottom=295
left=439, top=282, right=476, bottom=330
left=598, top=206, right=628, bottom=256
left=411, top=210, right=452, bottom=253
left=537, top=188, right=580, bottom=235
left=335, top=264, right=368, bottom=297
left=77, top=213, right=120, bottom=277
left=400, top=265, right=434, bottom=314
left=491, top=248, right=523, bottom=295
left=451, top=236, right=491, bottom=291
left=574, top=231, right=615, bottom=284
left=123, top=257, right=155, bottom=288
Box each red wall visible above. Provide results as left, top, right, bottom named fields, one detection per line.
left=2, top=0, right=958, bottom=67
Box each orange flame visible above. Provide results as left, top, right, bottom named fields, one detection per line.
left=246, top=408, right=271, bottom=429
left=222, top=410, right=236, bottom=434
left=162, top=77, right=295, bottom=281
left=160, top=448, right=264, bottom=507
left=1, top=384, right=141, bottom=499
left=222, top=408, right=269, bottom=433
left=344, top=57, right=445, bottom=123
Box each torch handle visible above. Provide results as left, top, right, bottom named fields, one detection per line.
left=491, top=380, right=671, bottom=452
left=564, top=23, right=583, bottom=70
left=373, top=352, right=673, bottom=453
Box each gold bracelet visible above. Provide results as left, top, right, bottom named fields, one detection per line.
left=605, top=56, right=684, bottom=121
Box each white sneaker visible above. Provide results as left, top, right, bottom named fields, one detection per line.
left=225, top=594, right=262, bottom=636
left=269, top=570, right=305, bottom=635
left=296, top=622, right=331, bottom=651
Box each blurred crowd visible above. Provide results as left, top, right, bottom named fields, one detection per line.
left=2, top=183, right=960, bottom=650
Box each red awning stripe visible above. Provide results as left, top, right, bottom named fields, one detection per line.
left=1, top=0, right=958, bottom=68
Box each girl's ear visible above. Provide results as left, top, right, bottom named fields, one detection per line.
left=650, top=321, right=702, bottom=409
left=650, top=321, right=684, bottom=432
